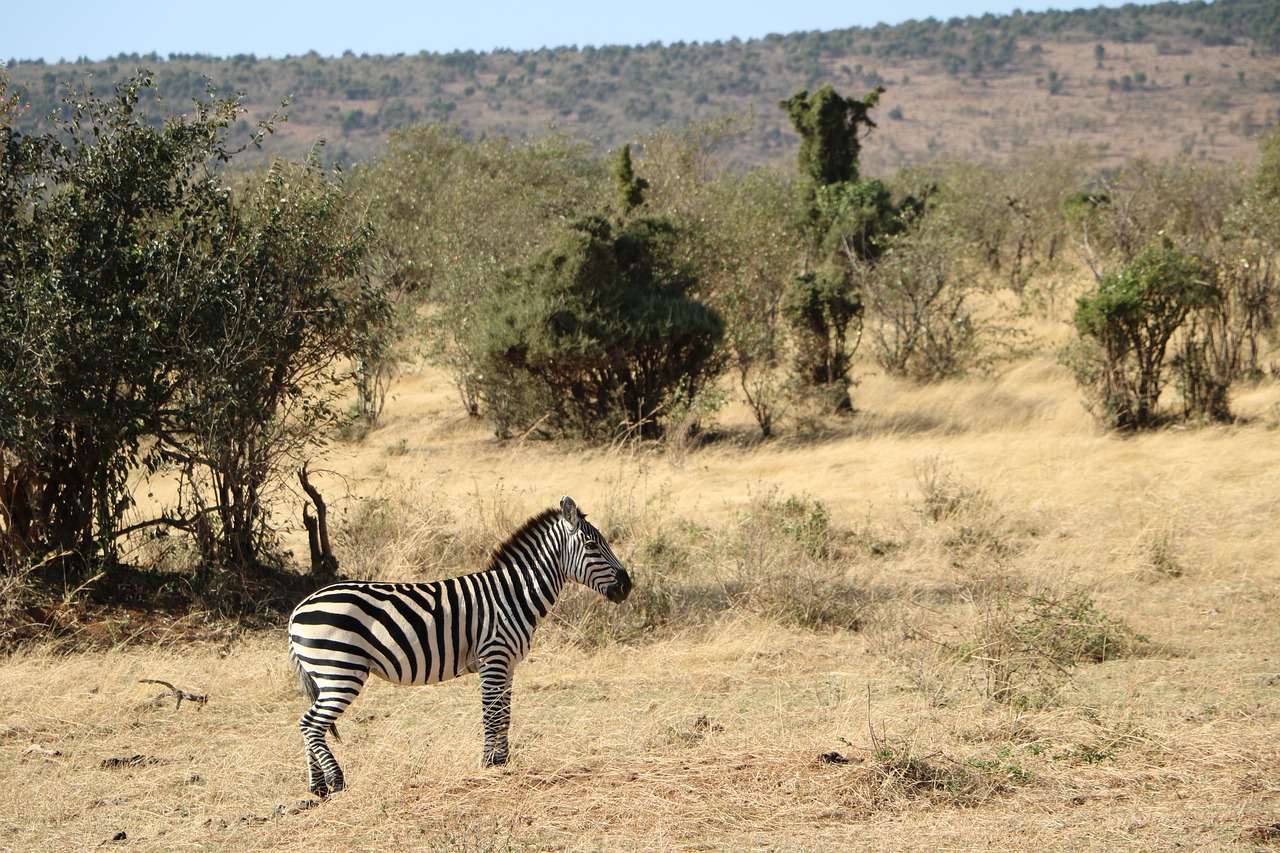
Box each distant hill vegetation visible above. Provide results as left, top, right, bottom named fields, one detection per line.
left=6, top=0, right=1280, bottom=172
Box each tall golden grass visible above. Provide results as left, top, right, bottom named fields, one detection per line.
left=4, top=297, right=1280, bottom=850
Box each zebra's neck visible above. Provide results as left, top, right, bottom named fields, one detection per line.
left=484, top=517, right=568, bottom=612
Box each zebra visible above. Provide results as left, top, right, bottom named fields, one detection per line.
left=287, top=495, right=632, bottom=796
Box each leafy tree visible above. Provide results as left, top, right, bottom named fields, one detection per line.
left=930, top=150, right=1084, bottom=301
left=1070, top=157, right=1240, bottom=277
left=1198, top=122, right=1280, bottom=395
left=0, top=71, right=382, bottom=583
left=864, top=216, right=981, bottom=382
left=782, top=268, right=862, bottom=410
left=355, top=126, right=608, bottom=416
left=1256, top=120, right=1280, bottom=201
left=154, top=158, right=383, bottom=575
left=780, top=84, right=882, bottom=189
left=706, top=168, right=797, bottom=439
left=780, top=84, right=921, bottom=408
left=780, top=86, right=878, bottom=411
left=0, top=72, right=247, bottom=570
left=1071, top=240, right=1219, bottom=429
left=466, top=215, right=723, bottom=440
left=1067, top=155, right=1263, bottom=418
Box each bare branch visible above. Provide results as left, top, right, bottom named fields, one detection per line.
left=299, top=464, right=338, bottom=575
left=139, top=678, right=207, bottom=710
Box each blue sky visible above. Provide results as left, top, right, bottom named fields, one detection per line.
left=6, top=0, right=1167, bottom=64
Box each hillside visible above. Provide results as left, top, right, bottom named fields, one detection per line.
left=6, top=0, right=1280, bottom=174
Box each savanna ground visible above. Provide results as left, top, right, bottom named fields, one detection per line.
left=4, top=304, right=1280, bottom=852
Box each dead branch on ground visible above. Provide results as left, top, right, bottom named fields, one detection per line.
left=139, top=678, right=207, bottom=710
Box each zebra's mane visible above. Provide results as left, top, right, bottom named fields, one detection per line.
left=482, top=506, right=565, bottom=573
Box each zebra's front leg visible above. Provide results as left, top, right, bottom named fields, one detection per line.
left=478, top=656, right=515, bottom=767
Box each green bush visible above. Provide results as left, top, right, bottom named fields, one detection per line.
left=465, top=214, right=723, bottom=441
left=1070, top=240, right=1219, bottom=429
left=950, top=585, right=1150, bottom=708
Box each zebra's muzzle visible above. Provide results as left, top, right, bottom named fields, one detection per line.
left=605, top=569, right=632, bottom=603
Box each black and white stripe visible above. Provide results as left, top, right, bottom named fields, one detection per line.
left=287, top=495, right=631, bottom=796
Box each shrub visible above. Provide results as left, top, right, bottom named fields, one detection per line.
left=465, top=215, right=723, bottom=441
left=865, top=224, right=980, bottom=382
left=550, top=490, right=871, bottom=644
left=726, top=491, right=867, bottom=631
left=959, top=587, right=1150, bottom=708
left=912, top=456, right=990, bottom=524
left=1070, top=240, right=1219, bottom=429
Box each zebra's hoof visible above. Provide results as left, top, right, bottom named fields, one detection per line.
left=311, top=784, right=330, bottom=798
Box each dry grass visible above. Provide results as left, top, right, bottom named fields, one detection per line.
left=4, top=612, right=1280, bottom=851
left=7, top=317, right=1280, bottom=850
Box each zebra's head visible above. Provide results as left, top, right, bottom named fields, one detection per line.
left=559, top=496, right=632, bottom=604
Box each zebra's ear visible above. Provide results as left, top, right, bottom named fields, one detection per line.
left=560, top=495, right=581, bottom=532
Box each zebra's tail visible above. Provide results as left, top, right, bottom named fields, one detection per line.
left=290, top=647, right=341, bottom=742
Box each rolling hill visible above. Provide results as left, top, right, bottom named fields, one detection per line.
left=5, top=0, right=1280, bottom=175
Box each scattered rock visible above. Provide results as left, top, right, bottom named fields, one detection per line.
left=282, top=798, right=322, bottom=816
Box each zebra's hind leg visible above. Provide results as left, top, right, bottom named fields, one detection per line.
left=304, top=739, right=330, bottom=798
left=300, top=707, right=345, bottom=796
left=299, top=686, right=359, bottom=796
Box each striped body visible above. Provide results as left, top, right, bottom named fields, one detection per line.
left=288, top=496, right=631, bottom=796
left=291, top=572, right=551, bottom=688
